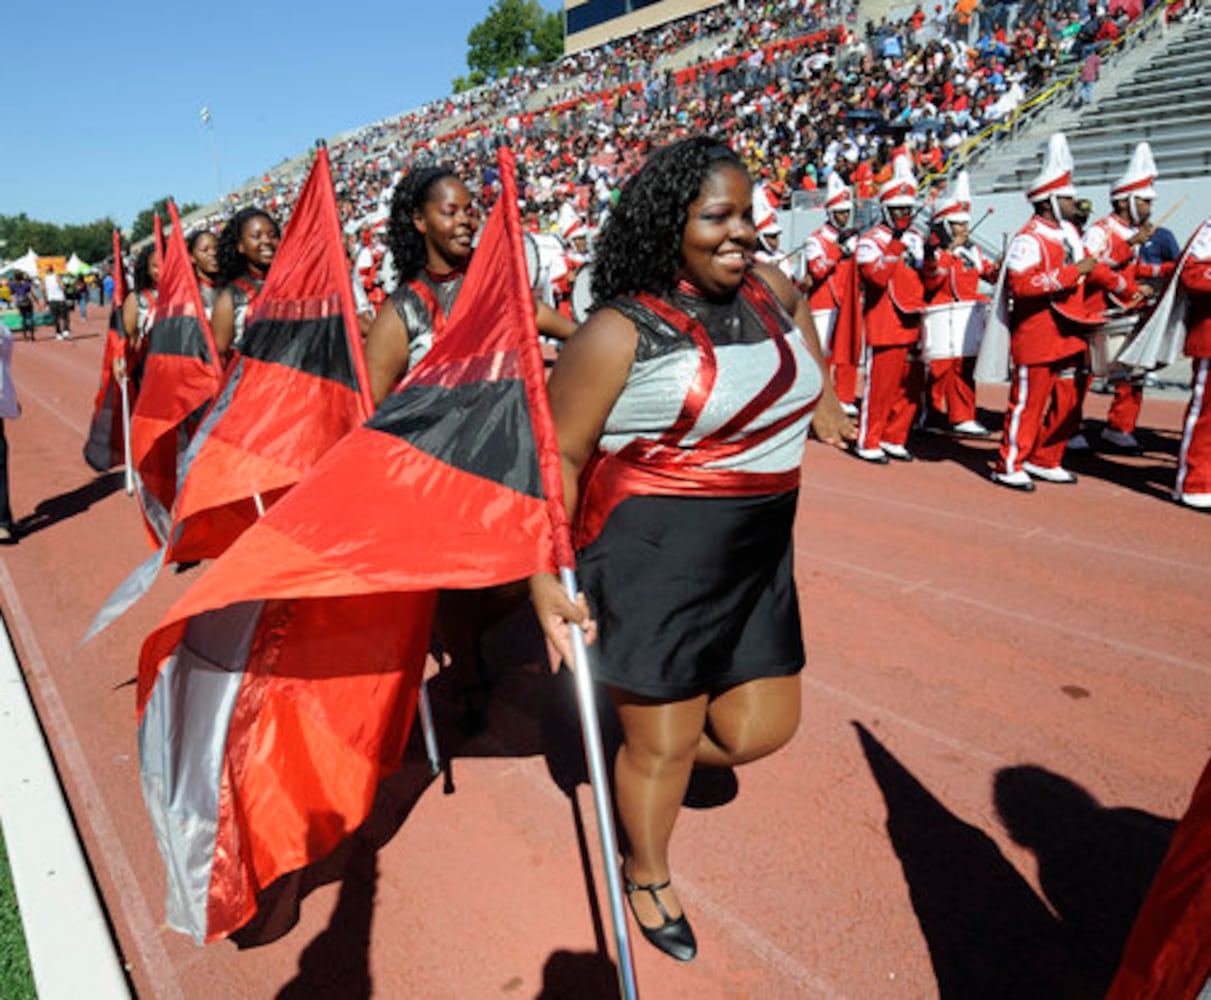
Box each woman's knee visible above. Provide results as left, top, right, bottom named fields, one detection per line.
left=708, top=676, right=801, bottom=764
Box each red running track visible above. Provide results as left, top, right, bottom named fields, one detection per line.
left=2, top=311, right=1208, bottom=998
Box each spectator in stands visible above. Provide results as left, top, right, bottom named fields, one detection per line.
left=1079, top=47, right=1101, bottom=103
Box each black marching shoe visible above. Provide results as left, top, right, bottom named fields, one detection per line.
left=623, top=864, right=697, bottom=962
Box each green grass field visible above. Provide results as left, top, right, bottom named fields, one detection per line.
left=0, top=824, right=36, bottom=1000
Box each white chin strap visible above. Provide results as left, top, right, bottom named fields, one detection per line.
left=1129, top=195, right=1142, bottom=226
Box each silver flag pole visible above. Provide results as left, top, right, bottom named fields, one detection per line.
left=120, top=375, right=134, bottom=496
left=560, top=565, right=638, bottom=1000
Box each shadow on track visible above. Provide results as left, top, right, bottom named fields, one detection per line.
left=18, top=471, right=125, bottom=538
left=854, top=722, right=1174, bottom=998
left=232, top=603, right=623, bottom=997
left=911, top=407, right=1183, bottom=500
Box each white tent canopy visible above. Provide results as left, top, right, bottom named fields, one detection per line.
left=2, top=248, right=40, bottom=277
left=66, top=252, right=93, bottom=274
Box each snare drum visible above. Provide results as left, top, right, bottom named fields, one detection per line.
left=571, top=265, right=594, bottom=323
left=922, top=299, right=987, bottom=361
left=1088, top=312, right=1138, bottom=377
left=811, top=308, right=836, bottom=351
left=522, top=232, right=541, bottom=290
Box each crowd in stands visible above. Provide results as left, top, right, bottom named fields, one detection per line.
left=175, top=0, right=1155, bottom=262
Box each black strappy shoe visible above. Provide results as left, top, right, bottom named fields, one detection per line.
left=622, top=864, right=697, bottom=962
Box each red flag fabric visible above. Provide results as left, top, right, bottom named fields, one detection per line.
left=84, top=230, right=130, bottom=471
left=1106, top=758, right=1211, bottom=999
left=137, top=145, right=572, bottom=943
left=829, top=255, right=863, bottom=367
left=167, top=146, right=373, bottom=563
left=129, top=202, right=223, bottom=546
left=154, top=212, right=165, bottom=272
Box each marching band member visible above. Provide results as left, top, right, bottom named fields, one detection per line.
left=553, top=202, right=591, bottom=317
left=1086, top=143, right=1170, bottom=451
left=804, top=173, right=860, bottom=416
left=211, top=207, right=281, bottom=357
left=854, top=154, right=927, bottom=463
left=187, top=230, right=221, bottom=320
left=922, top=170, right=998, bottom=436
left=116, top=244, right=159, bottom=391
left=991, top=134, right=1140, bottom=490
left=1174, top=216, right=1211, bottom=511
left=753, top=180, right=796, bottom=280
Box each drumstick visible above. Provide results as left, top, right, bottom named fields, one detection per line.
left=1151, top=195, right=1187, bottom=230
left=968, top=206, right=995, bottom=236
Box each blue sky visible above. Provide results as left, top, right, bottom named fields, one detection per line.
left=3, top=0, right=561, bottom=228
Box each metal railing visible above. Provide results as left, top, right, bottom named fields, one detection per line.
left=919, top=0, right=1171, bottom=194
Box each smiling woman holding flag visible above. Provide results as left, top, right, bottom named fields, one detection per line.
left=363, top=165, right=574, bottom=732
left=531, top=137, right=853, bottom=962
left=211, top=207, right=280, bottom=357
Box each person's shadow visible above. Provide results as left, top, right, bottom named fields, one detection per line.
left=231, top=602, right=623, bottom=998
left=855, top=723, right=1174, bottom=998
left=18, top=471, right=125, bottom=538
left=993, top=764, right=1177, bottom=970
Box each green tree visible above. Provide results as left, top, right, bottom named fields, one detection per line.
left=131, top=197, right=200, bottom=243
left=461, top=0, right=564, bottom=87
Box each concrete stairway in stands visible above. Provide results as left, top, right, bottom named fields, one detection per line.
left=982, top=14, right=1211, bottom=193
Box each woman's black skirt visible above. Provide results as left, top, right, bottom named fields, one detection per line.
left=577, top=490, right=805, bottom=700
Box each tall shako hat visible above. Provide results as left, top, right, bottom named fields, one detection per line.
left=1111, top=141, right=1158, bottom=224
left=824, top=172, right=854, bottom=221
left=1027, top=132, right=1077, bottom=203
left=557, top=201, right=585, bottom=242
left=934, top=170, right=972, bottom=224
left=878, top=154, right=917, bottom=207
left=878, top=154, right=916, bottom=227
left=753, top=181, right=782, bottom=236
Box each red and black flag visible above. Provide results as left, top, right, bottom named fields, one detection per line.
left=83, top=229, right=129, bottom=472
left=128, top=201, right=223, bottom=546
left=167, top=145, right=374, bottom=564
left=137, top=146, right=572, bottom=943
left=829, top=253, right=862, bottom=370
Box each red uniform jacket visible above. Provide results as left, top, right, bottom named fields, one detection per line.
left=856, top=223, right=926, bottom=348
left=1004, top=216, right=1131, bottom=365
left=805, top=223, right=850, bottom=312
left=922, top=244, right=998, bottom=304
left=1182, top=219, right=1211, bottom=358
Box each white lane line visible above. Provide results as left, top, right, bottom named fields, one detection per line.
left=676, top=873, right=848, bottom=999
left=482, top=697, right=848, bottom=997
left=810, top=482, right=1210, bottom=575
left=0, top=602, right=130, bottom=997
left=801, top=676, right=1006, bottom=768
left=16, top=378, right=90, bottom=437
left=0, top=561, right=184, bottom=999
left=808, top=554, right=1211, bottom=678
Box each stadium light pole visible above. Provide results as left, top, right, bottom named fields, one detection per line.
left=201, top=104, right=223, bottom=204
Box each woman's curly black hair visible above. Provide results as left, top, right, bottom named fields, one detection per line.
left=133, top=244, right=158, bottom=292
left=591, top=137, right=747, bottom=304
left=385, top=166, right=460, bottom=287
left=186, top=228, right=214, bottom=254
left=216, top=207, right=279, bottom=285
left=186, top=228, right=218, bottom=277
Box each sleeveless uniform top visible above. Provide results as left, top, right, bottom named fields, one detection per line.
left=127, top=289, right=158, bottom=390
left=198, top=278, right=221, bottom=321
left=576, top=271, right=822, bottom=549
left=388, top=267, right=466, bottom=373
left=136, top=289, right=158, bottom=341
left=575, top=271, right=821, bottom=699
left=229, top=276, right=265, bottom=349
